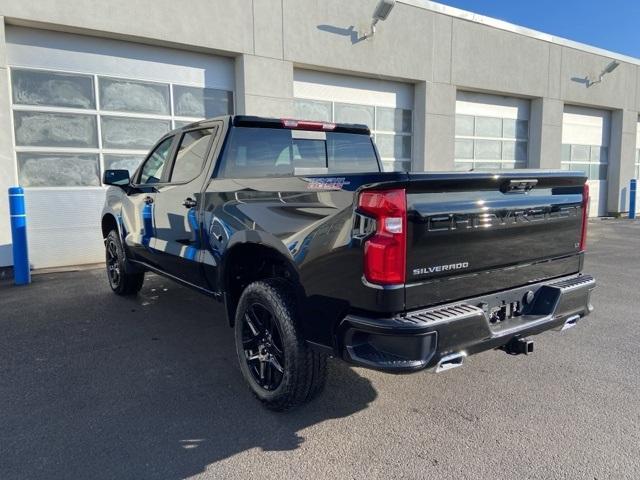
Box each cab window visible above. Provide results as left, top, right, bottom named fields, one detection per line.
left=170, top=128, right=215, bottom=183
left=139, top=136, right=174, bottom=184
left=217, top=127, right=379, bottom=178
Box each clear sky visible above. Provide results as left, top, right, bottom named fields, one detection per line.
left=435, top=0, right=640, bottom=59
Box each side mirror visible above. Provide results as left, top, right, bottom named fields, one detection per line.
left=104, top=169, right=131, bottom=187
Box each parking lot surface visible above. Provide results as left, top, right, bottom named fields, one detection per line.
left=1, top=220, right=639, bottom=479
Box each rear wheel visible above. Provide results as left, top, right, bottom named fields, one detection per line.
left=105, top=230, right=144, bottom=295
left=234, top=279, right=327, bottom=411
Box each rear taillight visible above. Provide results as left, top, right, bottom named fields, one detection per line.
left=358, top=188, right=406, bottom=285
left=580, top=183, right=590, bottom=251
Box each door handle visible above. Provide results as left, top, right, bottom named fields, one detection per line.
left=144, top=196, right=154, bottom=205
left=183, top=197, right=197, bottom=208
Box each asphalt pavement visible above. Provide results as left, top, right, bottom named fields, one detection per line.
left=1, top=220, right=639, bottom=479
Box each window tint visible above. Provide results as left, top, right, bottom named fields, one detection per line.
left=217, top=127, right=379, bottom=178
left=139, top=136, right=174, bottom=184
left=170, top=129, right=215, bottom=183
left=326, top=133, right=381, bottom=173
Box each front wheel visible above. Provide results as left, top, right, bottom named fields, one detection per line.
left=105, top=230, right=145, bottom=295
left=234, top=279, right=327, bottom=411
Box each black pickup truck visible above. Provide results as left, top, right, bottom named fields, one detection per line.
left=101, top=115, right=595, bottom=410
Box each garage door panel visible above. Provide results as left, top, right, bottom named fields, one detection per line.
left=6, top=26, right=235, bottom=91
left=562, top=106, right=610, bottom=217
left=294, top=70, right=414, bottom=172
left=455, top=91, right=530, bottom=171
left=7, top=26, right=235, bottom=268
left=25, top=189, right=107, bottom=268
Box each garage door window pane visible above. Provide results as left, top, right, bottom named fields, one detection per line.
left=12, top=69, right=95, bottom=109
left=101, top=116, right=171, bottom=149
left=14, top=111, right=97, bottom=148
left=174, top=86, right=232, bottom=118
left=590, top=146, right=608, bottom=164
left=455, top=139, right=473, bottom=159
left=455, top=115, right=474, bottom=136
left=475, top=117, right=502, bottom=138
left=171, top=129, right=214, bottom=183
left=502, top=119, right=528, bottom=139
left=174, top=120, right=197, bottom=129
left=295, top=99, right=332, bottom=122
left=569, top=163, right=589, bottom=176
left=590, top=163, right=607, bottom=180
left=334, top=103, right=374, bottom=127
left=502, top=141, right=527, bottom=161
left=475, top=139, right=501, bottom=160
left=103, top=154, right=146, bottom=177
left=475, top=162, right=502, bottom=170
left=376, top=107, right=412, bottom=133
left=382, top=160, right=410, bottom=172
left=376, top=134, right=411, bottom=159
left=17, top=153, right=99, bottom=187
left=571, top=145, right=590, bottom=163
left=99, top=77, right=169, bottom=114
left=454, top=161, right=473, bottom=171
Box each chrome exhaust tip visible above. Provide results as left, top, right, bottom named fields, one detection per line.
left=556, top=314, right=580, bottom=332
left=435, top=352, right=467, bottom=373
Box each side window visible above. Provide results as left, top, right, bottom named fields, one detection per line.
left=170, top=128, right=215, bottom=183
left=139, top=136, right=174, bottom=184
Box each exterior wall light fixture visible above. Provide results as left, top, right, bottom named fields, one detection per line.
left=362, top=0, right=396, bottom=40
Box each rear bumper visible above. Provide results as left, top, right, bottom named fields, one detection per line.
left=339, top=273, right=595, bottom=372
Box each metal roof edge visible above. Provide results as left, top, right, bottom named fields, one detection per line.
left=399, top=0, right=640, bottom=67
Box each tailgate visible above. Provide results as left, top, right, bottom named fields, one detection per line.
left=404, top=171, right=587, bottom=310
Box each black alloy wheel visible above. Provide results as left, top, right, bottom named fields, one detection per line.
left=105, top=230, right=145, bottom=295
left=241, top=303, right=286, bottom=391
left=106, top=237, right=121, bottom=289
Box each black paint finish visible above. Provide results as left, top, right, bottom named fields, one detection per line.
left=102, top=115, right=592, bottom=364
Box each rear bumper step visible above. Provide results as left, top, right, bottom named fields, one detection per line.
left=339, top=274, right=595, bottom=372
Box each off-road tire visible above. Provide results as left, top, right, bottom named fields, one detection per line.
left=105, top=230, right=145, bottom=295
left=234, top=279, right=328, bottom=411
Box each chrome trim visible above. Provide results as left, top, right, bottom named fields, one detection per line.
left=555, top=314, right=581, bottom=332
left=435, top=351, right=467, bottom=373
left=360, top=275, right=405, bottom=290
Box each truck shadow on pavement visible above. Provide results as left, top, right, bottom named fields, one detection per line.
left=0, top=270, right=377, bottom=480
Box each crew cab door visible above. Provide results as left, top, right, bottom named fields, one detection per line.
left=125, top=134, right=177, bottom=266
left=150, top=125, right=219, bottom=288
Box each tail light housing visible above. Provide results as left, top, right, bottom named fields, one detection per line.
left=579, top=183, right=590, bottom=252
left=358, top=188, right=406, bottom=285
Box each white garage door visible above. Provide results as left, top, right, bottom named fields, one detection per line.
left=455, top=91, right=530, bottom=171
left=561, top=106, right=610, bottom=217
left=6, top=26, right=234, bottom=268
left=293, top=70, right=414, bottom=172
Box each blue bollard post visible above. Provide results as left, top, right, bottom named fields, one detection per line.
left=630, top=179, right=637, bottom=220
left=8, top=187, right=31, bottom=285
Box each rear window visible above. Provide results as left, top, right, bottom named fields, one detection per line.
left=216, top=127, right=379, bottom=178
